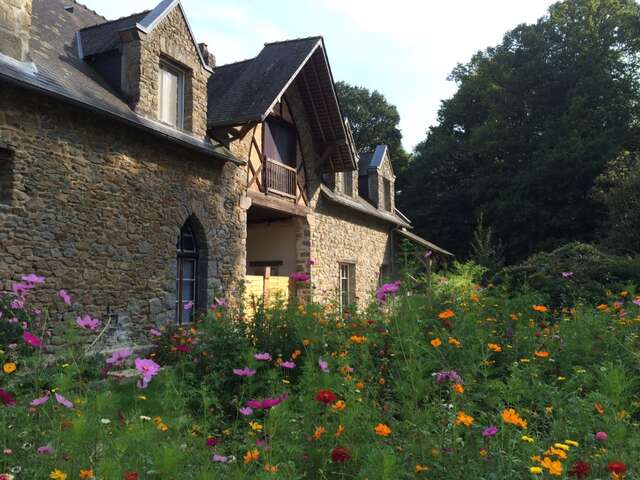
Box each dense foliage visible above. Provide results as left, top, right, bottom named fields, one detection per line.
left=400, top=0, right=640, bottom=261
left=1, top=270, right=639, bottom=479
left=335, top=81, right=411, bottom=174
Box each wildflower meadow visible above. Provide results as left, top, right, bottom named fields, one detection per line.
left=1, top=263, right=639, bottom=479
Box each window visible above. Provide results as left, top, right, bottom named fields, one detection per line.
left=264, top=117, right=296, bottom=167
left=176, top=222, right=198, bottom=324
left=383, top=178, right=392, bottom=211
left=0, top=146, right=14, bottom=206
left=340, top=172, right=353, bottom=197
left=159, top=62, right=184, bottom=128
left=339, top=263, right=355, bottom=311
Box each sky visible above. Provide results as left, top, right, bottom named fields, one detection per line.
left=79, top=0, right=557, bottom=151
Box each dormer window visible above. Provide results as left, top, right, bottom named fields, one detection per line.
left=383, top=178, right=392, bottom=211
left=159, top=61, right=185, bottom=128
left=340, top=172, right=353, bottom=197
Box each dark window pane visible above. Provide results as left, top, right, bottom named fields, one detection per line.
left=265, top=119, right=296, bottom=166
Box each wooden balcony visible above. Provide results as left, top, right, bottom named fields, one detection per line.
left=264, top=157, right=296, bottom=199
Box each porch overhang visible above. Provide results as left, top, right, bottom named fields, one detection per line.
left=247, top=190, right=309, bottom=218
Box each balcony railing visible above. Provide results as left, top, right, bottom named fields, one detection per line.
left=264, top=157, right=296, bottom=198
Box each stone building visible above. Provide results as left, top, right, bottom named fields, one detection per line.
left=0, top=0, right=451, bottom=343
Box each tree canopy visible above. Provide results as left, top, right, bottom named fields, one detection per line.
left=399, top=0, right=640, bottom=261
left=336, top=81, right=411, bottom=173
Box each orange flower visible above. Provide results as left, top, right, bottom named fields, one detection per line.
left=470, top=293, right=480, bottom=302
left=438, top=309, right=455, bottom=319
left=510, top=313, right=519, bottom=321
left=452, top=383, right=464, bottom=394
left=313, top=426, right=326, bottom=440
left=335, top=424, right=345, bottom=437
left=350, top=335, right=366, bottom=344
left=2, top=363, right=16, bottom=374
left=355, top=382, right=365, bottom=390
left=79, top=470, right=94, bottom=479
left=302, top=339, right=311, bottom=346
left=596, top=303, right=609, bottom=311
left=291, top=349, right=301, bottom=360
left=430, top=338, right=442, bottom=348
left=243, top=449, right=260, bottom=464
left=332, top=400, right=346, bottom=412
left=532, top=305, right=548, bottom=313
left=540, top=457, right=563, bottom=476
left=263, top=463, right=278, bottom=473
left=455, top=411, right=474, bottom=427
left=594, top=402, right=605, bottom=415
left=534, top=351, right=550, bottom=358
left=448, top=337, right=461, bottom=348
left=501, top=408, right=527, bottom=429
left=488, top=343, right=502, bottom=353
left=415, top=464, right=429, bottom=472
left=374, top=423, right=392, bottom=437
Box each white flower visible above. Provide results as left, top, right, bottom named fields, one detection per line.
left=140, top=415, right=151, bottom=421
left=100, top=418, right=111, bottom=424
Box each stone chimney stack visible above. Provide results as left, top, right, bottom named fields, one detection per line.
left=198, top=42, right=216, bottom=68
left=0, top=0, right=32, bottom=62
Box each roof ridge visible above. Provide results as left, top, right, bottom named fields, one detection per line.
left=215, top=58, right=255, bottom=69
left=68, top=0, right=107, bottom=21
left=264, top=36, right=323, bottom=47
left=79, top=9, right=151, bottom=32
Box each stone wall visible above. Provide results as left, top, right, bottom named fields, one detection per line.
left=0, top=0, right=32, bottom=62
left=0, top=85, right=245, bottom=345
left=121, top=6, right=210, bottom=137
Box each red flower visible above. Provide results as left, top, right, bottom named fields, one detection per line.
left=315, top=389, right=337, bottom=405
left=569, top=460, right=590, bottom=478
left=331, top=446, right=351, bottom=463
left=123, top=472, right=139, bottom=480
left=175, top=344, right=191, bottom=353
left=608, top=462, right=628, bottom=475
left=0, top=389, right=16, bottom=407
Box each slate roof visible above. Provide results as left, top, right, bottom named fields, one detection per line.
left=358, top=145, right=388, bottom=176
left=79, top=11, right=149, bottom=57
left=0, top=0, right=236, bottom=162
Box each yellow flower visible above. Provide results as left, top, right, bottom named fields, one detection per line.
left=430, top=338, right=442, bottom=348
left=487, top=343, right=502, bottom=353
left=79, top=469, right=94, bottom=479
left=554, top=443, right=570, bottom=451
left=502, top=408, right=527, bottom=429
left=455, top=411, right=474, bottom=427
left=243, top=449, right=260, bottom=464
left=521, top=435, right=535, bottom=443
left=448, top=337, right=461, bottom=348
left=415, top=464, right=429, bottom=472
left=529, top=466, right=543, bottom=474
left=332, top=400, right=346, bottom=412
left=532, top=305, right=548, bottom=313
left=302, top=339, right=311, bottom=346
left=544, top=447, right=567, bottom=460
left=565, top=440, right=579, bottom=447
left=438, top=309, right=455, bottom=319
left=313, top=426, right=326, bottom=440
left=374, top=423, right=392, bottom=437
left=470, top=293, right=480, bottom=302
left=49, top=470, right=67, bottom=480
left=452, top=383, right=464, bottom=394
left=249, top=421, right=263, bottom=432
left=2, top=363, right=16, bottom=374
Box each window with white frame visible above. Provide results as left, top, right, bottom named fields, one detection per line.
left=340, top=172, right=353, bottom=197
left=159, top=62, right=185, bottom=128
left=339, top=263, right=355, bottom=310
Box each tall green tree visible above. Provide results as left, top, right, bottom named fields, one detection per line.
left=336, top=81, right=411, bottom=174
left=400, top=0, right=640, bottom=261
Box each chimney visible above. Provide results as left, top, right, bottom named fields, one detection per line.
left=198, top=42, right=216, bottom=68
left=0, top=0, right=32, bottom=62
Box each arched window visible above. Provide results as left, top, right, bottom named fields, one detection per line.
left=176, top=222, right=198, bottom=324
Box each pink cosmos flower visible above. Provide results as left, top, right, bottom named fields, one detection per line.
left=306, top=258, right=316, bottom=266
left=425, top=250, right=433, bottom=258
left=54, top=393, right=73, bottom=409
left=254, top=352, right=271, bottom=361
left=23, top=331, right=43, bottom=348
left=212, top=454, right=229, bottom=463
left=58, top=289, right=72, bottom=305
left=280, top=361, right=296, bottom=369
left=0, top=389, right=16, bottom=407
left=10, top=298, right=24, bottom=310
left=211, top=298, right=227, bottom=309
left=595, top=431, right=608, bottom=441
left=290, top=271, right=311, bottom=283
left=239, top=406, right=253, bottom=416
left=376, top=280, right=401, bottom=303
left=245, top=392, right=288, bottom=410
left=318, top=358, right=329, bottom=373
left=633, top=298, right=640, bottom=307
left=561, top=271, right=574, bottom=278
left=233, top=367, right=256, bottom=377
left=30, top=394, right=50, bottom=407
left=11, top=282, right=33, bottom=297
left=106, top=348, right=133, bottom=367
left=183, top=301, right=193, bottom=310
left=3, top=448, right=12, bottom=455
left=21, top=273, right=45, bottom=285
left=149, top=328, right=162, bottom=338
left=135, top=358, right=161, bottom=389
left=37, top=446, right=53, bottom=455
left=482, top=426, right=499, bottom=437
left=76, top=314, right=101, bottom=331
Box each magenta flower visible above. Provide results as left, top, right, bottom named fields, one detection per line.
left=30, top=394, right=50, bottom=407
left=11, top=282, right=33, bottom=297
left=135, top=358, right=161, bottom=389
left=376, top=280, right=401, bottom=303
left=37, top=446, right=53, bottom=455
left=435, top=369, right=463, bottom=384
left=206, top=437, right=220, bottom=447
left=149, top=328, right=162, bottom=338
left=212, top=454, right=229, bottom=463
left=280, top=361, right=296, bottom=369
left=561, top=271, right=574, bottom=278
left=254, top=352, right=272, bottom=361
left=10, top=298, right=24, bottom=310
left=245, top=392, right=288, bottom=410
left=76, top=314, right=101, bottom=331
left=425, top=250, right=433, bottom=258
left=233, top=367, right=256, bottom=377
left=482, top=426, right=499, bottom=437
left=58, top=289, right=72, bottom=305
left=595, top=431, right=608, bottom=441
left=290, top=271, right=310, bottom=282
left=183, top=301, right=193, bottom=310
left=211, top=298, right=228, bottom=309
left=54, top=393, right=73, bottom=409
left=239, top=406, right=253, bottom=416
left=23, top=331, right=43, bottom=348
left=318, top=358, right=329, bottom=373
left=0, top=389, right=16, bottom=407
left=21, top=273, right=45, bottom=285
left=633, top=299, right=640, bottom=307
left=106, top=348, right=133, bottom=367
